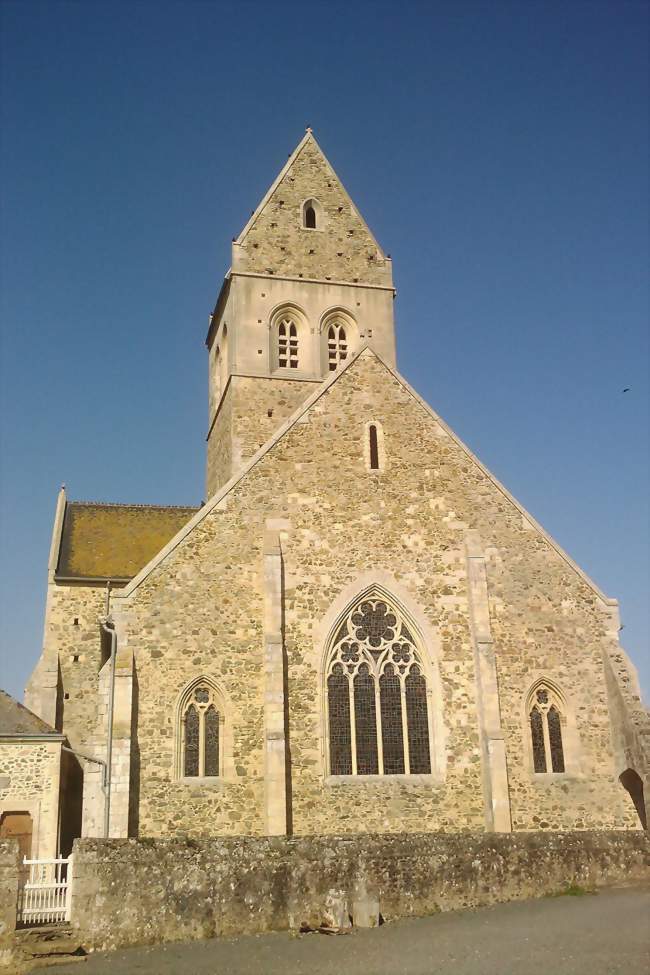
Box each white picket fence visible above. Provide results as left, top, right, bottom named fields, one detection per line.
left=17, top=856, right=73, bottom=926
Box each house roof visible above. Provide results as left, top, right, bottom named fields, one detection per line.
left=56, top=502, right=200, bottom=580
left=0, top=689, right=61, bottom=738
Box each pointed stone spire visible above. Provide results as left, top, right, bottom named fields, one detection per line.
left=232, top=130, right=392, bottom=287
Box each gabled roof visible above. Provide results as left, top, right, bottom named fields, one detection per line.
left=0, top=689, right=61, bottom=738
left=232, top=129, right=392, bottom=287
left=56, top=501, right=200, bottom=581
left=113, top=347, right=616, bottom=607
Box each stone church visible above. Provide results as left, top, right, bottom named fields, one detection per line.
left=17, top=130, right=648, bottom=852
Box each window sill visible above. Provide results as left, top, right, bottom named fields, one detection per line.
left=324, top=774, right=443, bottom=787
left=271, top=367, right=315, bottom=380
left=529, top=772, right=582, bottom=785
left=178, top=776, right=225, bottom=789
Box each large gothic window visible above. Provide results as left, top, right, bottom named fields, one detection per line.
left=326, top=594, right=432, bottom=776
left=278, top=317, right=299, bottom=368
left=528, top=683, right=565, bottom=773
left=180, top=682, right=221, bottom=778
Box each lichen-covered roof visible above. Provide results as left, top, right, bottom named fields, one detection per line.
left=56, top=502, right=200, bottom=580
left=0, top=689, right=60, bottom=737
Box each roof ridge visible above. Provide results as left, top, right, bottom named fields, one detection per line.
left=68, top=500, right=201, bottom=510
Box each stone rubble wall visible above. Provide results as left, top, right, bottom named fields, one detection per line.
left=69, top=832, right=649, bottom=951
left=236, top=137, right=391, bottom=285
left=0, top=742, right=62, bottom=860
left=115, top=354, right=642, bottom=838
left=26, top=582, right=113, bottom=754
left=206, top=375, right=315, bottom=498
left=0, top=840, right=18, bottom=966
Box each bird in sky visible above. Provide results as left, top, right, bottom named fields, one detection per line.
left=622, top=388, right=631, bottom=393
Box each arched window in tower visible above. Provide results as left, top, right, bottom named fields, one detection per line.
left=326, top=593, right=432, bottom=776
left=179, top=681, right=222, bottom=778
left=527, top=683, right=566, bottom=773
left=327, top=323, right=348, bottom=371
left=278, top=318, right=299, bottom=368
left=302, top=198, right=322, bottom=230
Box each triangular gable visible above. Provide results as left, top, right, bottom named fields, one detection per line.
left=114, top=347, right=616, bottom=607
left=232, top=130, right=391, bottom=286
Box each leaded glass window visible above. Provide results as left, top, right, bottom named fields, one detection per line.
left=326, top=593, right=432, bottom=776
left=180, top=684, right=221, bottom=777
left=184, top=705, right=200, bottom=777
left=528, top=684, right=566, bottom=775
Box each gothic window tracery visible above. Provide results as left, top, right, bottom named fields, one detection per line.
left=180, top=683, right=221, bottom=778
left=278, top=318, right=299, bottom=368
left=326, top=594, right=432, bottom=776
left=528, top=684, right=566, bottom=773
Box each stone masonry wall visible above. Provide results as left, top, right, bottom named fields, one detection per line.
left=206, top=379, right=233, bottom=498
left=0, top=742, right=58, bottom=805
left=0, top=840, right=18, bottom=957
left=116, top=353, right=638, bottom=837
left=70, top=832, right=650, bottom=951
left=206, top=376, right=316, bottom=498
left=0, top=741, right=61, bottom=859
left=31, top=582, right=116, bottom=751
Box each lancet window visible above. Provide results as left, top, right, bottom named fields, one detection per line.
left=180, top=683, right=221, bottom=777
left=326, top=594, right=432, bottom=776
left=278, top=318, right=299, bottom=368
left=302, top=198, right=322, bottom=229
left=327, top=322, right=348, bottom=371
left=528, top=684, right=565, bottom=773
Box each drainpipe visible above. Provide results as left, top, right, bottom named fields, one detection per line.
left=100, top=617, right=117, bottom=838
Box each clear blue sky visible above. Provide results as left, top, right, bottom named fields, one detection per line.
left=1, top=1, right=648, bottom=702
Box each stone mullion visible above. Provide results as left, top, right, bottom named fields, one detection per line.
left=400, top=680, right=410, bottom=775
left=348, top=679, right=358, bottom=775
left=198, top=706, right=206, bottom=777
left=180, top=712, right=187, bottom=776
left=541, top=707, right=552, bottom=774
left=375, top=679, right=384, bottom=775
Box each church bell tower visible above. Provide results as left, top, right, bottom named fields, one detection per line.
left=205, top=129, right=396, bottom=498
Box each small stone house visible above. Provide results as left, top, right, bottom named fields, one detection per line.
left=0, top=690, right=79, bottom=860
left=23, top=130, right=649, bottom=844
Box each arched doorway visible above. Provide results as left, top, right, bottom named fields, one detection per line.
left=0, top=810, right=33, bottom=859
left=619, top=768, right=647, bottom=829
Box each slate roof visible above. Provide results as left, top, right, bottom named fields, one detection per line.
left=56, top=502, right=200, bottom=580
left=0, top=689, right=60, bottom=737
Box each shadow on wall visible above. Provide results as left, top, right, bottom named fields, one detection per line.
left=59, top=752, right=83, bottom=856
left=619, top=769, right=647, bottom=829
left=128, top=664, right=140, bottom=838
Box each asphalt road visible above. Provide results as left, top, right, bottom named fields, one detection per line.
left=55, top=885, right=650, bottom=975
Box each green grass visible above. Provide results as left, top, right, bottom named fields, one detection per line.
left=547, top=883, right=595, bottom=898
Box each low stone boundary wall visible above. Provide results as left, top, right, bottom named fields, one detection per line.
left=70, top=831, right=650, bottom=950
left=0, top=840, right=19, bottom=969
